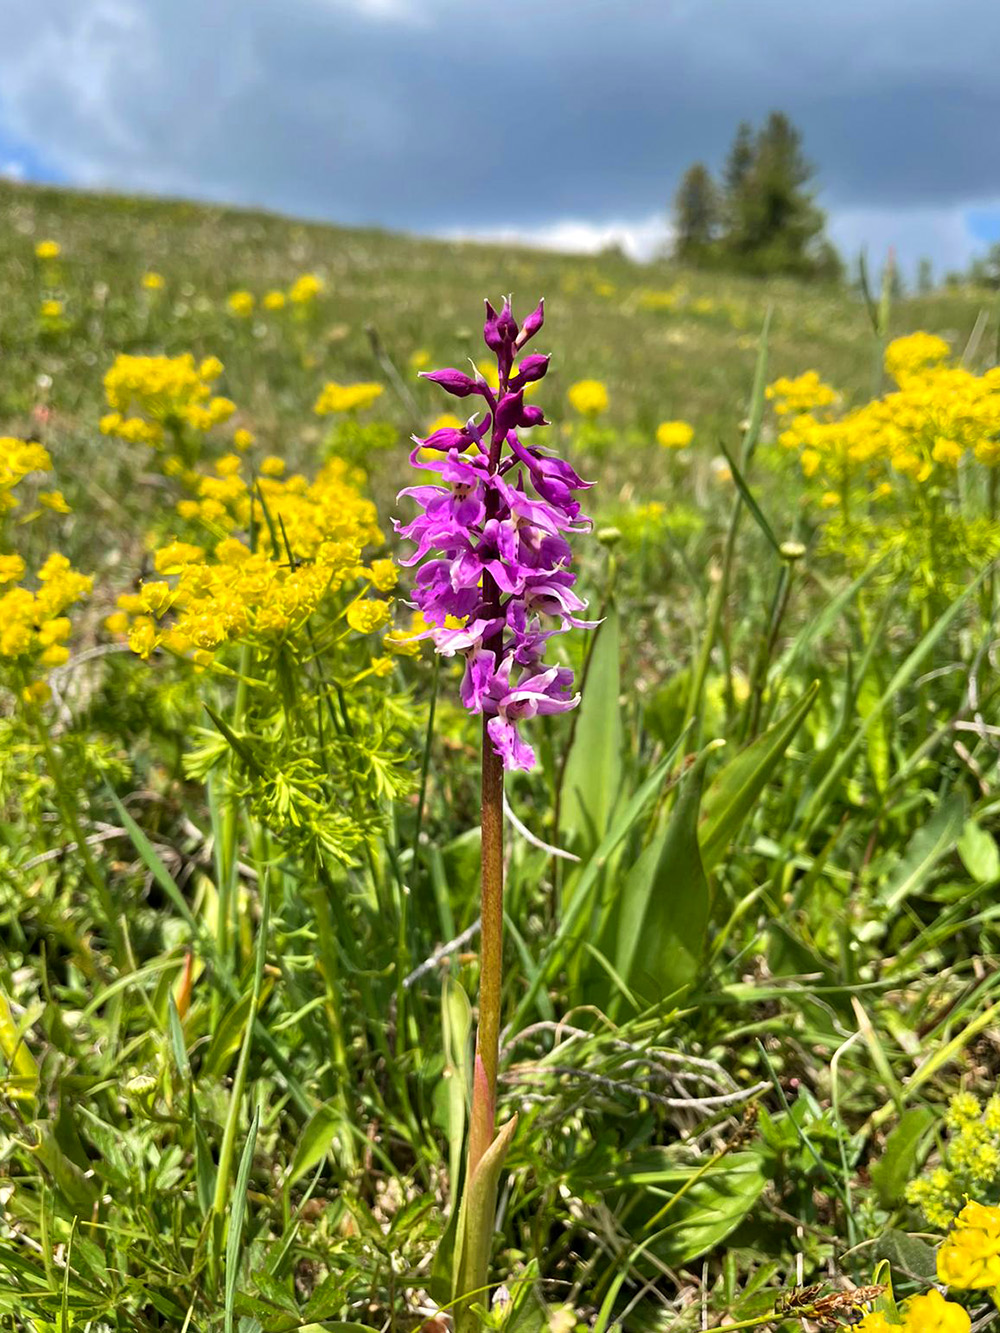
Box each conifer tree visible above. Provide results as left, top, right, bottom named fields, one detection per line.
left=672, top=163, right=719, bottom=263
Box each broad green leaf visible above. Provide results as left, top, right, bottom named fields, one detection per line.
left=250, top=1272, right=298, bottom=1316
left=31, top=1125, right=98, bottom=1215
left=699, top=681, right=819, bottom=872
left=287, top=1103, right=344, bottom=1188
left=616, top=743, right=718, bottom=1004
left=232, top=1292, right=299, bottom=1333
left=301, top=1273, right=349, bottom=1321
left=453, top=1115, right=518, bottom=1333
left=0, top=985, right=39, bottom=1105
left=958, top=819, right=1000, bottom=884
left=559, top=605, right=622, bottom=851
left=441, top=976, right=473, bottom=1211
left=870, top=1107, right=934, bottom=1207
left=879, top=792, right=967, bottom=910
left=602, top=1150, right=768, bottom=1265
left=202, top=982, right=274, bottom=1079
left=871, top=1230, right=939, bottom=1282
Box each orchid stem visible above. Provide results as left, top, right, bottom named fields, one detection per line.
left=467, top=722, right=504, bottom=1182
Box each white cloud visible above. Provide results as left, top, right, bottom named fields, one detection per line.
left=441, top=214, right=672, bottom=263
left=826, top=201, right=998, bottom=281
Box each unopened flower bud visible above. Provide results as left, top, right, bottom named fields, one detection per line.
left=515, top=298, right=544, bottom=348
left=419, top=368, right=483, bottom=398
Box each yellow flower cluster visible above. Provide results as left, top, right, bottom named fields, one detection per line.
left=227, top=290, right=254, bottom=317
left=773, top=333, right=1000, bottom=498
left=567, top=380, right=609, bottom=417
left=314, top=381, right=384, bottom=415
left=656, top=420, right=694, bottom=449
left=0, top=553, right=92, bottom=679
left=859, top=1291, right=970, bottom=1333
left=225, top=274, right=324, bottom=318
left=0, top=440, right=53, bottom=515
left=766, top=370, right=838, bottom=417
left=289, top=273, right=323, bottom=304
left=35, top=240, right=61, bottom=260
left=142, top=272, right=165, bottom=291
left=637, top=287, right=683, bottom=311
left=907, top=1094, right=1000, bottom=1228
left=112, top=452, right=393, bottom=662
left=884, top=332, right=952, bottom=386
left=100, top=353, right=235, bottom=447
left=937, top=1201, right=1000, bottom=1289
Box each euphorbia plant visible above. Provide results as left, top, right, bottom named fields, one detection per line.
left=396, top=297, right=594, bottom=1327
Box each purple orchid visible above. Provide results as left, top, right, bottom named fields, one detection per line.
left=394, top=297, right=594, bottom=772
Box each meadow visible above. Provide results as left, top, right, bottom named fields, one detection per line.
left=1, top=178, right=1000, bottom=1333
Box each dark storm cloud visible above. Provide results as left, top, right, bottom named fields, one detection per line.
left=1, top=0, right=998, bottom=265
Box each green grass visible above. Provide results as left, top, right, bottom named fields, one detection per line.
left=1, top=178, right=999, bottom=1333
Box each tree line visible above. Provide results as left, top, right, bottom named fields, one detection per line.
left=672, top=112, right=842, bottom=280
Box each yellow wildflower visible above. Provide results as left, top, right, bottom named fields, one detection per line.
left=932, top=438, right=963, bottom=468
left=38, top=490, right=71, bottom=514
left=366, top=559, right=398, bottom=592
left=656, top=420, right=694, bottom=450
left=227, top=290, right=254, bottom=317
left=937, top=1201, right=1000, bottom=1288
left=766, top=370, right=837, bottom=416
left=262, top=289, right=287, bottom=311
left=347, top=599, right=391, bottom=634
left=289, top=273, right=323, bottom=304
left=0, top=554, right=26, bottom=584
left=142, top=272, right=165, bottom=291
left=901, top=1290, right=969, bottom=1333
left=885, top=332, right=950, bottom=385
left=154, top=541, right=205, bottom=574
left=314, top=381, right=384, bottom=415
left=567, top=379, right=609, bottom=417
left=856, top=1313, right=896, bottom=1333
left=102, top=352, right=232, bottom=446
left=35, top=240, right=61, bottom=260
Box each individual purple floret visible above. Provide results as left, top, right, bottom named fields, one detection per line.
left=395, top=297, right=595, bottom=771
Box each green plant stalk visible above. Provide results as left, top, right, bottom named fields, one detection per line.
left=210, top=870, right=270, bottom=1284
left=685, top=309, right=770, bottom=735
left=451, top=720, right=506, bottom=1333
left=216, top=642, right=253, bottom=974
left=395, top=653, right=441, bottom=1058
left=743, top=561, right=793, bottom=742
